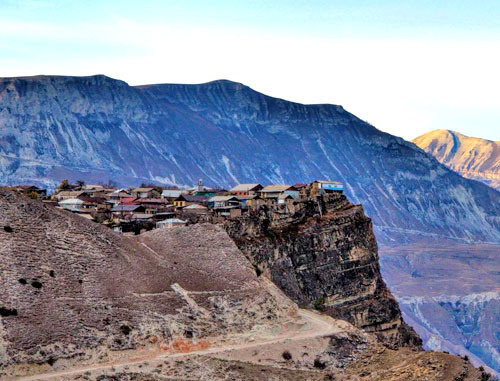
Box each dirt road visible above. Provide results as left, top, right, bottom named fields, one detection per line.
left=16, top=309, right=342, bottom=381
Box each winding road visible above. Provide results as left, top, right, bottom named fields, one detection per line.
left=17, top=309, right=343, bottom=380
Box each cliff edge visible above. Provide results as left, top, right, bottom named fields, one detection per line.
left=224, top=189, right=421, bottom=348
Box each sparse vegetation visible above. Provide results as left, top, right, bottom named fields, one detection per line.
left=27, top=191, right=38, bottom=199
left=313, top=296, right=326, bottom=311
left=313, top=357, right=326, bottom=369
left=120, top=325, right=131, bottom=335
left=56, top=179, right=70, bottom=190
left=282, top=350, right=292, bottom=360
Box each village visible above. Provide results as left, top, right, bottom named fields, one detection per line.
left=2, top=180, right=344, bottom=234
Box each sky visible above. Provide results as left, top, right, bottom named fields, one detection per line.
left=1, top=0, right=499, bottom=141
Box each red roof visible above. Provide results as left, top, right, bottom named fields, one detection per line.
left=121, top=197, right=139, bottom=205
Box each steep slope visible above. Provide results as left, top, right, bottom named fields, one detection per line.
left=413, top=129, right=500, bottom=191
left=0, top=75, right=499, bottom=245
left=0, top=192, right=487, bottom=381
left=0, top=191, right=296, bottom=377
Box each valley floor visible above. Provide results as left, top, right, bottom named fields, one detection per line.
left=380, top=242, right=500, bottom=375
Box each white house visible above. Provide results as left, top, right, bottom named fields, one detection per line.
left=156, top=218, right=187, bottom=229
left=58, top=198, right=84, bottom=211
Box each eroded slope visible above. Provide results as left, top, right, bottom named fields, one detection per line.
left=0, top=191, right=294, bottom=376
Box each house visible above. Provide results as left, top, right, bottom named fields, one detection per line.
left=124, top=213, right=154, bottom=223
left=209, top=195, right=242, bottom=217
left=229, top=183, right=263, bottom=196
left=185, top=179, right=219, bottom=197
left=278, top=193, right=294, bottom=204
left=312, top=180, right=343, bottom=193
left=173, top=194, right=208, bottom=208
left=58, top=198, right=84, bottom=210
left=120, top=197, right=139, bottom=205
left=56, top=190, right=88, bottom=201
left=208, top=195, right=240, bottom=209
left=182, top=203, right=209, bottom=214
left=11, top=185, right=47, bottom=197
left=81, top=185, right=103, bottom=196
left=77, top=196, right=109, bottom=210
left=192, top=188, right=219, bottom=197
left=108, top=191, right=133, bottom=204
left=131, top=187, right=160, bottom=199
left=90, top=189, right=116, bottom=198
left=110, top=204, right=146, bottom=217
left=161, top=189, right=182, bottom=202
left=58, top=198, right=95, bottom=219
left=292, top=183, right=308, bottom=196
left=259, top=185, right=299, bottom=200
left=135, top=198, right=169, bottom=214
left=235, top=194, right=264, bottom=208
left=156, top=218, right=187, bottom=229
left=153, top=211, right=176, bottom=221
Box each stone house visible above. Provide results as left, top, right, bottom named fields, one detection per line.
left=131, top=187, right=160, bottom=199
left=229, top=183, right=263, bottom=196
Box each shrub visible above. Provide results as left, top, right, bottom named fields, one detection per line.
left=313, top=358, right=326, bottom=369
left=282, top=351, right=292, bottom=360
left=313, top=296, right=326, bottom=311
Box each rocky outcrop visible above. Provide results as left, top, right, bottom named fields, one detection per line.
left=413, top=129, right=500, bottom=191
left=223, top=190, right=421, bottom=349
left=0, top=75, right=499, bottom=244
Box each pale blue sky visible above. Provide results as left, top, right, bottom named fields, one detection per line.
left=1, top=0, right=499, bottom=140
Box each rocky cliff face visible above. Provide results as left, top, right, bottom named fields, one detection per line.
left=0, top=75, right=499, bottom=245
left=224, top=190, right=421, bottom=349
left=413, top=129, right=500, bottom=191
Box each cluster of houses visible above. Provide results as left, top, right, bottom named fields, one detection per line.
left=3, top=180, right=343, bottom=234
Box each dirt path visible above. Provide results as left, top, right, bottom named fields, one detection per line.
left=17, top=309, right=342, bottom=381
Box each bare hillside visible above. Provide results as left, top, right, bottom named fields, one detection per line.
left=0, top=192, right=490, bottom=380
left=413, top=129, right=500, bottom=190
left=0, top=191, right=294, bottom=376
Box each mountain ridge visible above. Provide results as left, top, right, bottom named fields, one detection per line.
left=413, top=129, right=500, bottom=191
left=0, top=74, right=499, bottom=245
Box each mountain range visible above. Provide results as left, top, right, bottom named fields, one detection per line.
left=413, top=129, right=500, bottom=191
left=0, top=75, right=499, bottom=245
left=0, top=74, right=499, bottom=372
